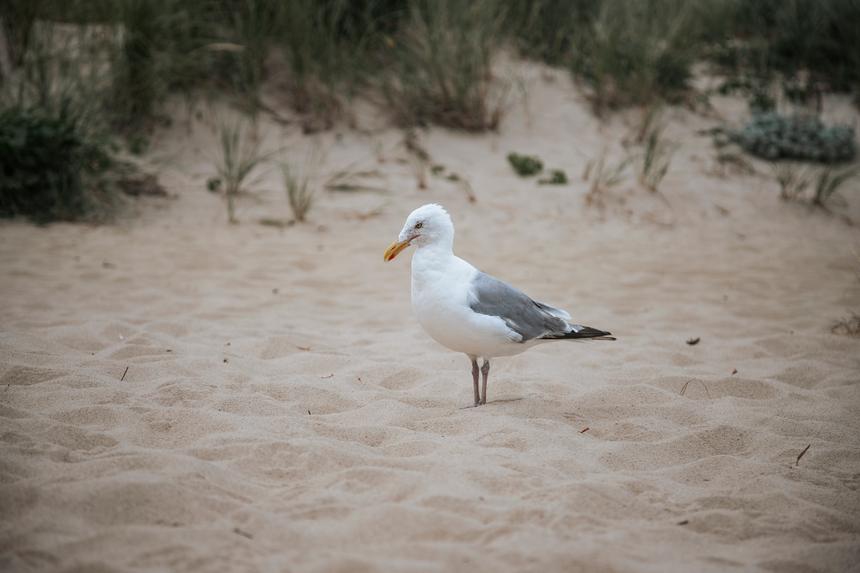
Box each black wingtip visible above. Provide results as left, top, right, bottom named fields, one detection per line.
left=542, top=326, right=615, bottom=341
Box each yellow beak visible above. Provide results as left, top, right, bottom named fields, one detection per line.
left=384, top=239, right=411, bottom=262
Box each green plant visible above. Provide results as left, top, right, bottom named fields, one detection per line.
left=214, top=118, right=267, bottom=224
left=382, top=0, right=506, bottom=131
left=732, top=113, right=856, bottom=163
left=0, top=104, right=122, bottom=223
left=538, top=169, right=568, bottom=185
left=507, top=153, right=543, bottom=176
left=282, top=163, right=314, bottom=222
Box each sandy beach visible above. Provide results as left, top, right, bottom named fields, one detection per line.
left=2, top=67, right=860, bottom=572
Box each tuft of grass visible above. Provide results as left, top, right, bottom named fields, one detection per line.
left=812, top=165, right=859, bottom=207
left=506, top=0, right=597, bottom=66
left=638, top=121, right=675, bottom=192
left=771, top=162, right=858, bottom=207
left=282, top=163, right=314, bottom=223
left=217, top=0, right=280, bottom=115
left=583, top=150, right=630, bottom=206
left=382, top=0, right=507, bottom=131
left=507, top=152, right=543, bottom=176
left=214, top=118, right=267, bottom=224
left=275, top=0, right=383, bottom=130
left=772, top=162, right=812, bottom=201
left=571, top=0, right=699, bottom=114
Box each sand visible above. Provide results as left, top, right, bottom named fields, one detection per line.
left=2, top=65, right=860, bottom=572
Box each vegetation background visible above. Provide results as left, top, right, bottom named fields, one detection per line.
left=1, top=0, right=858, bottom=222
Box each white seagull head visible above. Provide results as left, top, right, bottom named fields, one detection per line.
left=384, top=203, right=454, bottom=261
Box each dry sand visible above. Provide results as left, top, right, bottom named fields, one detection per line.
left=2, top=66, right=860, bottom=572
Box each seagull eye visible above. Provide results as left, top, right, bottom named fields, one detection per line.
left=415, top=222, right=423, bottom=229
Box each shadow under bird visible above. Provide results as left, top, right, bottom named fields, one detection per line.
left=384, top=204, right=615, bottom=407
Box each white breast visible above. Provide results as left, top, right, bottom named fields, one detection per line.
left=410, top=249, right=524, bottom=358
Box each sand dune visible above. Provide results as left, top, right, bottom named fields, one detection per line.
left=2, top=70, right=860, bottom=572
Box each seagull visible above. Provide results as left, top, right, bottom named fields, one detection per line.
left=384, top=203, right=615, bottom=407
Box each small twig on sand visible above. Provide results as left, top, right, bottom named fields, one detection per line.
left=580, top=427, right=590, bottom=433
left=233, top=527, right=253, bottom=539
left=680, top=379, right=711, bottom=398
left=120, top=366, right=129, bottom=382
left=795, top=444, right=811, bottom=466
left=686, top=337, right=700, bottom=346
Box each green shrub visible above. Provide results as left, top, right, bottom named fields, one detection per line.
left=731, top=113, right=856, bottom=163
left=706, top=0, right=860, bottom=102
left=0, top=105, right=121, bottom=222
left=507, top=153, right=543, bottom=176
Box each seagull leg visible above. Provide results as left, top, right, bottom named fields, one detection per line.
left=480, top=359, right=490, bottom=405
left=470, top=357, right=480, bottom=407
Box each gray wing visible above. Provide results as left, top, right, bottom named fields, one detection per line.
left=468, top=272, right=573, bottom=342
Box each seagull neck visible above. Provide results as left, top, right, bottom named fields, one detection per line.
left=412, top=240, right=454, bottom=271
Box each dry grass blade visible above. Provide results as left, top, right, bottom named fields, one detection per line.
left=324, top=167, right=387, bottom=194
left=382, top=0, right=508, bottom=131
left=402, top=129, right=431, bottom=189
left=795, top=444, right=811, bottom=466
left=457, top=178, right=477, bottom=203
left=679, top=379, right=711, bottom=398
